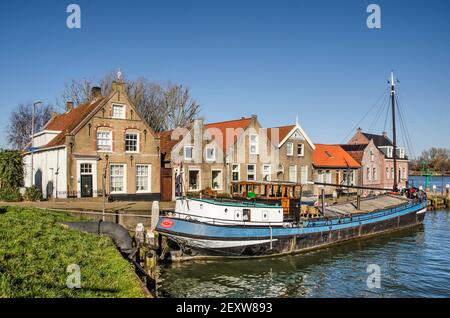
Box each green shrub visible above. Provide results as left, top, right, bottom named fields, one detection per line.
left=23, top=186, right=43, bottom=201
left=0, top=187, right=22, bottom=202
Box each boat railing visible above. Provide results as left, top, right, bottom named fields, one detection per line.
left=305, top=200, right=425, bottom=228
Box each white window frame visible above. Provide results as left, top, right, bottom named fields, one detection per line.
left=97, top=130, right=112, bottom=152
left=188, top=168, right=201, bottom=191
left=300, top=165, right=308, bottom=184
left=289, top=165, right=297, bottom=183
left=297, top=143, right=304, bottom=157
left=110, top=164, right=127, bottom=194
left=136, top=164, right=151, bottom=193
left=286, top=142, right=293, bottom=156
left=247, top=164, right=256, bottom=181
left=325, top=170, right=332, bottom=184
left=249, top=134, right=259, bottom=155
left=125, top=132, right=139, bottom=153
left=262, top=164, right=271, bottom=182
left=211, top=169, right=223, bottom=190
left=367, top=167, right=371, bottom=181
left=112, top=104, right=125, bottom=119
left=232, top=164, right=240, bottom=182
left=205, top=145, right=216, bottom=162
left=184, top=145, right=193, bottom=160
left=316, top=170, right=324, bottom=183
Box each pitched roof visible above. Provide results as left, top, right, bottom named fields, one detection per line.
left=362, top=133, right=393, bottom=147
left=159, top=129, right=183, bottom=161
left=204, top=117, right=253, bottom=152
left=340, top=144, right=367, bottom=164
left=41, top=98, right=105, bottom=149
left=313, top=144, right=361, bottom=168
left=266, top=125, right=295, bottom=145
left=159, top=117, right=254, bottom=160
left=266, top=123, right=316, bottom=150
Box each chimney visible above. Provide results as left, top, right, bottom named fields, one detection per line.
left=382, top=131, right=388, bottom=138
left=91, top=86, right=102, bottom=100
left=111, top=80, right=125, bottom=94
left=66, top=101, right=74, bottom=112
left=251, top=114, right=257, bottom=120
left=356, top=127, right=362, bottom=133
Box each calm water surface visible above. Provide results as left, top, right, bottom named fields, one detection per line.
left=157, top=210, right=450, bottom=298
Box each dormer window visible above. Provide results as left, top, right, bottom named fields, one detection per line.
left=112, top=104, right=125, bottom=119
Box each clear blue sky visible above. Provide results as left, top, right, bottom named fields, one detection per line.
left=1, top=0, right=449, bottom=156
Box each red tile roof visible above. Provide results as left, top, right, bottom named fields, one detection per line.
left=159, top=117, right=254, bottom=160
left=266, top=125, right=295, bottom=145
left=41, top=98, right=105, bottom=148
left=204, top=117, right=253, bottom=152
left=313, top=144, right=361, bottom=168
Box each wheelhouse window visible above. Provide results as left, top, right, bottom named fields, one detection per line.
left=232, top=164, right=240, bottom=181
left=97, top=131, right=112, bottom=152
left=136, top=164, right=150, bottom=192
left=205, top=146, right=216, bottom=161
left=125, top=133, right=138, bottom=152
left=188, top=169, right=200, bottom=191
left=184, top=146, right=193, bottom=160
left=211, top=170, right=223, bottom=190
left=247, top=164, right=256, bottom=181
left=262, top=164, right=271, bottom=182
left=110, top=164, right=125, bottom=193
left=297, top=144, right=304, bottom=157
left=112, top=104, right=125, bottom=119
left=249, top=134, right=259, bottom=155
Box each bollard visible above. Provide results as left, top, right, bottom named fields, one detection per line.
left=150, top=201, right=160, bottom=231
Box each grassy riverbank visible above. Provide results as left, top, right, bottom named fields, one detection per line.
left=0, top=206, right=145, bottom=298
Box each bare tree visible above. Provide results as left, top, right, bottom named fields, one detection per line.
left=57, top=73, right=201, bottom=132
left=7, top=103, right=55, bottom=150
left=413, top=147, right=450, bottom=173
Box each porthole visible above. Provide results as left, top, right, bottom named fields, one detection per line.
left=225, top=208, right=228, bottom=213
left=200, top=204, right=203, bottom=209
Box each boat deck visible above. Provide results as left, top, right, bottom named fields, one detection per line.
left=323, top=195, right=409, bottom=218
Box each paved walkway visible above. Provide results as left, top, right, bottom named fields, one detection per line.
left=2, top=198, right=175, bottom=213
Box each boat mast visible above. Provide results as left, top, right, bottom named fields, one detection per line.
left=390, top=71, right=398, bottom=192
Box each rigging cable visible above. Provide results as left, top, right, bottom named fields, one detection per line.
left=340, top=87, right=389, bottom=144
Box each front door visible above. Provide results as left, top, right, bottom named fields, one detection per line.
left=81, top=175, right=93, bottom=197
left=161, top=168, right=173, bottom=201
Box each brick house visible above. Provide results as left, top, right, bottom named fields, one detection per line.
left=160, top=115, right=273, bottom=200
left=341, top=139, right=384, bottom=189
left=312, top=144, right=361, bottom=195
left=347, top=128, right=408, bottom=189
left=266, top=123, right=315, bottom=194
left=23, top=80, right=161, bottom=200
left=159, top=116, right=316, bottom=200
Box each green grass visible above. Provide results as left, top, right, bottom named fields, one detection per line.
left=0, top=206, right=145, bottom=298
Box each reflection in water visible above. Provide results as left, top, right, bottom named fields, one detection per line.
left=157, top=211, right=450, bottom=298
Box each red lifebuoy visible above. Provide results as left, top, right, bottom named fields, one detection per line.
left=160, top=218, right=174, bottom=228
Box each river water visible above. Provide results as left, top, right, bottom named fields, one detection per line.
left=157, top=190, right=450, bottom=297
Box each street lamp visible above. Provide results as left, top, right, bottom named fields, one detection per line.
left=30, top=100, right=43, bottom=186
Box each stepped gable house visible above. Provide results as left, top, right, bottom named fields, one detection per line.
left=23, top=80, right=161, bottom=200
